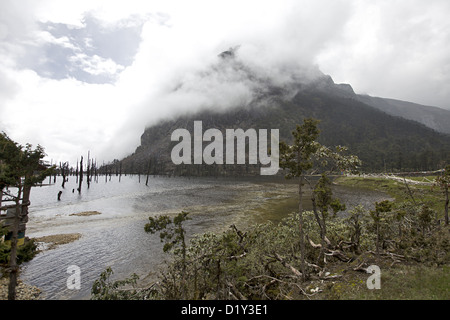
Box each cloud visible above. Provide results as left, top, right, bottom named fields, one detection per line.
left=316, top=0, right=450, bottom=108
left=69, top=53, right=125, bottom=77
left=17, top=14, right=146, bottom=84
left=1, top=0, right=449, bottom=166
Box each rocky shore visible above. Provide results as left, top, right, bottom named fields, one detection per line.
left=0, top=277, right=41, bottom=300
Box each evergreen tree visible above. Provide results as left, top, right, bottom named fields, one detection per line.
left=0, top=132, right=53, bottom=300
left=279, top=118, right=321, bottom=280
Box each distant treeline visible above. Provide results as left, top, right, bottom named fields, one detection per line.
left=55, top=145, right=449, bottom=180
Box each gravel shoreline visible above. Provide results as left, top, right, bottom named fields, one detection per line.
left=0, top=277, right=41, bottom=300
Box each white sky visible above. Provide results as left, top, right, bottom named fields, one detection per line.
left=1, top=0, right=449, bottom=165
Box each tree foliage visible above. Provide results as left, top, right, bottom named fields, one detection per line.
left=0, top=132, right=53, bottom=300
left=0, top=132, right=53, bottom=189
left=144, top=211, right=190, bottom=255
left=279, top=118, right=361, bottom=270
left=279, top=118, right=321, bottom=179
left=91, top=267, right=156, bottom=300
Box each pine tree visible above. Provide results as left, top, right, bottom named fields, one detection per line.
left=279, top=118, right=321, bottom=280
left=0, top=132, right=53, bottom=300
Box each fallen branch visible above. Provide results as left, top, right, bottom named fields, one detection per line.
left=308, top=238, right=322, bottom=249
left=337, top=240, right=358, bottom=251
left=324, top=250, right=352, bottom=263
left=368, top=250, right=406, bottom=260
left=228, top=252, right=247, bottom=260
left=352, top=261, right=369, bottom=273
left=247, top=275, right=319, bottom=299
left=226, top=281, right=248, bottom=300
left=306, top=262, right=321, bottom=271
left=318, top=270, right=342, bottom=280
left=230, top=224, right=246, bottom=243
left=273, top=253, right=302, bottom=278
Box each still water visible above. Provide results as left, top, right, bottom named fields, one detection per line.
left=20, top=175, right=289, bottom=300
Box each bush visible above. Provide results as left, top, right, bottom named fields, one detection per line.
left=91, top=202, right=450, bottom=300
left=91, top=267, right=157, bottom=300
left=1, top=224, right=38, bottom=267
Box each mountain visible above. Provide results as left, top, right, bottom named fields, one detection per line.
left=301, top=75, right=450, bottom=136
left=355, top=95, right=450, bottom=135
left=116, top=50, right=450, bottom=175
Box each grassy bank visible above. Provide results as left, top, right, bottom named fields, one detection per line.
left=334, top=175, right=445, bottom=218
left=330, top=264, right=449, bottom=300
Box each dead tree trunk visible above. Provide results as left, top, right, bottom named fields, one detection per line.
left=94, top=159, right=98, bottom=183
left=146, top=161, right=151, bottom=186
left=311, top=196, right=327, bottom=266
left=298, top=175, right=306, bottom=281
left=78, top=156, right=83, bottom=193
left=87, top=152, right=90, bottom=189
left=60, top=162, right=68, bottom=188
left=7, top=182, right=22, bottom=300
left=403, top=177, right=417, bottom=206
left=445, top=186, right=449, bottom=225
left=103, top=161, right=107, bottom=183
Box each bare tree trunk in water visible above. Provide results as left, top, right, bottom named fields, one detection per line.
left=78, top=156, right=83, bottom=193
left=146, top=161, right=151, bottom=186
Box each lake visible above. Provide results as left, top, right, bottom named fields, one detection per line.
left=20, top=175, right=293, bottom=299
left=19, top=174, right=389, bottom=300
